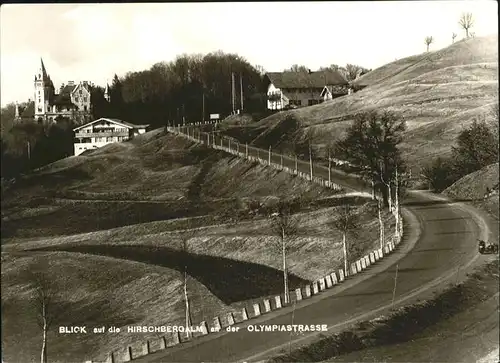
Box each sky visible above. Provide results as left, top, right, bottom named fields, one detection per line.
left=0, top=1, right=498, bottom=107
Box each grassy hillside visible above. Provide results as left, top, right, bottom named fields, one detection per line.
left=1, top=128, right=332, bottom=239
left=1, top=128, right=393, bottom=362
left=231, top=36, right=498, bottom=169
left=443, top=162, right=499, bottom=219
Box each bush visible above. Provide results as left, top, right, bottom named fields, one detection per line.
left=422, top=157, right=460, bottom=192
left=452, top=120, right=499, bottom=175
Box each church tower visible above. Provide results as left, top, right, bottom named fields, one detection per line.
left=34, top=58, right=54, bottom=118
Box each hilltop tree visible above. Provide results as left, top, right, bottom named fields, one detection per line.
left=285, top=64, right=309, bottom=73
left=459, top=12, right=474, bottom=38
left=452, top=32, right=457, bottom=43
left=425, top=36, right=434, bottom=52
left=330, top=203, right=359, bottom=277
left=334, top=110, right=407, bottom=207
left=343, top=64, right=370, bottom=81
left=270, top=199, right=299, bottom=304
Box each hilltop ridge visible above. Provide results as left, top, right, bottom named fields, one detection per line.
left=248, top=35, right=498, bottom=169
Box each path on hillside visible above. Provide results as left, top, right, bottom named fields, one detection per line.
left=132, top=136, right=497, bottom=363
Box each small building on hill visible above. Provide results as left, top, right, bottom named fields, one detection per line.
left=73, top=118, right=149, bottom=156
left=264, top=70, right=349, bottom=110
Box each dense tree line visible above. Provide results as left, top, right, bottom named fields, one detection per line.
left=100, top=51, right=267, bottom=127
left=1, top=51, right=268, bottom=179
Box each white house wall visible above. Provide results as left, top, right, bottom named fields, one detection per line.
left=267, top=83, right=290, bottom=110
left=73, top=119, right=147, bottom=156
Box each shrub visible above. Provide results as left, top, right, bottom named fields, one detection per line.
left=421, top=157, right=459, bottom=192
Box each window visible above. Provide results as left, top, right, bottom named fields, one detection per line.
left=84, top=106, right=87, bottom=111
left=308, top=99, right=320, bottom=106
left=106, top=137, right=113, bottom=142
left=84, top=96, right=87, bottom=102
left=79, top=89, right=82, bottom=95
left=289, top=100, right=301, bottom=106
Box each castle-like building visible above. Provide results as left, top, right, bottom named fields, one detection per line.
left=16, top=58, right=110, bottom=124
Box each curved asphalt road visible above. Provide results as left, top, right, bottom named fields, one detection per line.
left=133, top=134, right=495, bottom=363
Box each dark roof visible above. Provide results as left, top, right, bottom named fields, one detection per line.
left=73, top=118, right=149, bottom=131
left=52, top=84, right=76, bottom=105
left=111, top=119, right=150, bottom=129
left=60, top=84, right=77, bottom=95
left=20, top=102, right=34, bottom=118
left=266, top=70, right=348, bottom=89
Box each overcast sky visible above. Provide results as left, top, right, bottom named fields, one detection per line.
left=1, top=1, right=498, bottom=106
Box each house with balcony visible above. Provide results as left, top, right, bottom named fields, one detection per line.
left=264, top=70, right=349, bottom=110
left=73, top=118, right=149, bottom=156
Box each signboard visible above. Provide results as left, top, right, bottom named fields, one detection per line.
left=210, top=113, right=220, bottom=120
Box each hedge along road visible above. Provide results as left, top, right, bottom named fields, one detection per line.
left=133, top=132, right=496, bottom=363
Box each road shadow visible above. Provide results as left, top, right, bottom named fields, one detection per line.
left=426, top=217, right=472, bottom=222
left=403, top=199, right=472, bottom=207
left=411, top=247, right=455, bottom=253
left=29, top=244, right=308, bottom=305
left=434, top=230, right=473, bottom=235
left=337, top=290, right=391, bottom=298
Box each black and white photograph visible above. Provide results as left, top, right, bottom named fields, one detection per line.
left=1, top=1, right=498, bottom=363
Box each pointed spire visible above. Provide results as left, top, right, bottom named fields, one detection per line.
left=36, top=57, right=49, bottom=82
left=104, top=80, right=110, bottom=102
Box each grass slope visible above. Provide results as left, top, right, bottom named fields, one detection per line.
left=443, top=162, right=499, bottom=219
left=1, top=128, right=392, bottom=362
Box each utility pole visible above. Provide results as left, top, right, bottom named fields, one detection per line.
left=328, top=149, right=331, bottom=185
left=394, top=166, right=400, bottom=238
left=27, top=141, right=31, bottom=160
left=202, top=91, right=205, bottom=122
left=391, top=264, right=399, bottom=309
left=231, top=72, right=236, bottom=114
left=309, top=144, right=313, bottom=180
left=240, top=73, right=244, bottom=112
left=268, top=146, right=271, bottom=165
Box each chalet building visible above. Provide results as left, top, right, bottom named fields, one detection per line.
left=264, top=70, right=349, bottom=110
left=73, top=118, right=149, bottom=156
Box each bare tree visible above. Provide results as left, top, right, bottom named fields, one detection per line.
left=377, top=198, right=385, bottom=249
left=424, top=36, right=434, bottom=52
left=177, top=224, right=197, bottom=338
left=459, top=12, right=474, bottom=38
left=27, top=267, right=58, bottom=363
left=326, top=141, right=337, bottom=186
left=452, top=32, right=457, bottom=43
left=330, top=203, right=359, bottom=277
left=379, top=161, right=393, bottom=212
left=285, top=64, right=309, bottom=73
left=270, top=199, right=299, bottom=304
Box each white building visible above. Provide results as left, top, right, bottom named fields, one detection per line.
left=264, top=70, right=349, bottom=110
left=73, top=118, right=149, bottom=156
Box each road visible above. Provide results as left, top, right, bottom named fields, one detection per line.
left=133, top=130, right=496, bottom=363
